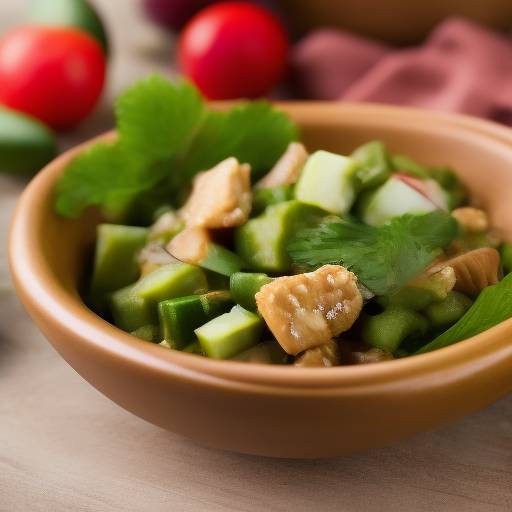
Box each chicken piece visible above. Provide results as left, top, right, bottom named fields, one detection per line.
left=255, top=265, right=363, bottom=355
left=408, top=265, right=456, bottom=300
left=451, top=207, right=489, bottom=234
left=294, top=339, right=340, bottom=367
left=255, top=142, right=309, bottom=189
left=421, top=247, right=500, bottom=298
left=179, top=157, right=252, bottom=228
left=166, top=226, right=211, bottom=266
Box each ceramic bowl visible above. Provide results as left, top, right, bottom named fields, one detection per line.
left=9, top=103, right=512, bottom=458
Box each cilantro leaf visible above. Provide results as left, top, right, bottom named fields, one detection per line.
left=55, top=75, right=298, bottom=219
left=115, top=75, right=206, bottom=163
left=288, top=211, right=458, bottom=296
left=414, top=271, right=512, bottom=354
left=55, top=141, right=168, bottom=218
left=177, top=102, right=299, bottom=182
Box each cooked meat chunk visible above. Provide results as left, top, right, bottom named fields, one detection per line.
left=166, top=227, right=211, bottom=266
left=255, top=265, right=363, bottom=355
left=422, top=247, right=500, bottom=298
left=451, top=207, right=489, bottom=233
left=294, top=339, right=340, bottom=367
left=179, top=157, right=252, bottom=228
left=256, top=142, right=308, bottom=189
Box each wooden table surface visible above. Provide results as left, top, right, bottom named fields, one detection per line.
left=1, top=2, right=511, bottom=511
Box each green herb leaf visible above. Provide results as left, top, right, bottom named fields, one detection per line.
left=55, top=75, right=298, bottom=219
left=116, top=75, right=206, bottom=163
left=178, top=102, right=299, bottom=182
left=55, top=141, right=168, bottom=218
left=288, top=211, right=458, bottom=296
left=414, top=272, right=512, bottom=354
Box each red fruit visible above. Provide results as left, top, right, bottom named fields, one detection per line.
left=0, top=25, right=106, bottom=129
left=177, top=2, right=289, bottom=100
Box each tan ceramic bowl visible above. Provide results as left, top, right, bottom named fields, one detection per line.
left=9, top=103, right=512, bottom=458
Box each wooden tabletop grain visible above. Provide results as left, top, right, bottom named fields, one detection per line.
left=1, top=2, right=511, bottom=511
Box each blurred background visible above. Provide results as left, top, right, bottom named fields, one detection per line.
left=1, top=0, right=511, bottom=163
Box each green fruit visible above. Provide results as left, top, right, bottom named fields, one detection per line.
left=0, top=106, right=58, bottom=174
left=28, top=0, right=109, bottom=54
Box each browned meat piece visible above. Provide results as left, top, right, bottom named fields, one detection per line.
left=451, top=207, right=489, bottom=233
left=166, top=226, right=211, bottom=266
left=255, top=265, right=363, bottom=355
left=420, top=247, right=501, bottom=298
left=179, top=157, right=252, bottom=228
left=294, top=339, right=340, bottom=367
left=256, top=142, right=309, bottom=189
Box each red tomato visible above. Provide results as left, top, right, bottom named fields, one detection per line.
left=0, top=26, right=106, bottom=129
left=177, top=2, right=289, bottom=100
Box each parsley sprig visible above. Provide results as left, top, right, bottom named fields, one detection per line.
left=288, top=211, right=458, bottom=296
left=55, top=75, right=299, bottom=219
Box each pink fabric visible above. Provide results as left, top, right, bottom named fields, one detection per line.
left=289, top=18, right=512, bottom=125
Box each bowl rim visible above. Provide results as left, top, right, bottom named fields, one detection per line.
left=9, top=101, right=512, bottom=391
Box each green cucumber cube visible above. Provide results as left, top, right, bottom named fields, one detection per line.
left=132, top=263, right=207, bottom=304
left=131, top=325, right=159, bottom=343
left=234, top=200, right=324, bottom=273
left=159, top=295, right=207, bottom=350
left=199, top=243, right=246, bottom=277
left=195, top=305, right=264, bottom=359
left=230, top=272, right=273, bottom=312
left=361, top=307, right=429, bottom=353
left=159, top=291, right=234, bottom=350
left=109, top=285, right=154, bottom=333
left=109, top=263, right=207, bottom=332
left=294, top=150, right=359, bottom=215
left=358, top=176, right=438, bottom=226
left=90, top=224, right=148, bottom=296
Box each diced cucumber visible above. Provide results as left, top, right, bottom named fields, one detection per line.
left=199, top=291, right=235, bottom=318
left=198, top=243, right=246, bottom=277
left=159, top=295, right=207, bottom=350
left=109, top=285, right=154, bottom=333
left=294, top=150, right=359, bottom=215
left=230, top=340, right=288, bottom=364
left=234, top=200, right=324, bottom=273
left=132, top=263, right=207, bottom=304
left=422, top=291, right=473, bottom=329
left=195, top=305, right=264, bottom=359
left=361, top=306, right=429, bottom=353
left=252, top=184, right=294, bottom=216
left=357, top=176, right=438, bottom=226
left=350, top=140, right=391, bottom=190
left=131, top=325, right=159, bottom=343
left=159, top=291, right=234, bottom=350
left=89, top=224, right=148, bottom=296
left=182, top=340, right=205, bottom=355
left=109, top=263, right=207, bottom=332
left=230, top=272, right=273, bottom=312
